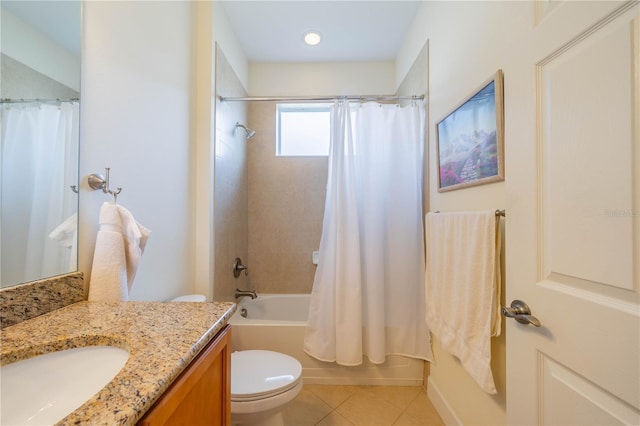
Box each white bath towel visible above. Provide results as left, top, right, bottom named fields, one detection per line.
left=89, top=202, right=151, bottom=302
left=424, top=210, right=502, bottom=394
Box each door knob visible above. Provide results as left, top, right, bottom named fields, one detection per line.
left=502, top=300, right=541, bottom=327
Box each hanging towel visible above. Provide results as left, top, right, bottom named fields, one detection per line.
left=424, top=210, right=502, bottom=394
left=89, top=202, right=151, bottom=302
left=49, top=213, right=77, bottom=248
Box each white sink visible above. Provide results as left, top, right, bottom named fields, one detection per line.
left=1, top=345, right=129, bottom=425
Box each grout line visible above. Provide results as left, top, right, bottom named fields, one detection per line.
left=392, top=388, right=424, bottom=425
left=305, top=384, right=357, bottom=411
left=313, top=410, right=332, bottom=426
left=302, top=385, right=436, bottom=426
left=301, top=385, right=342, bottom=426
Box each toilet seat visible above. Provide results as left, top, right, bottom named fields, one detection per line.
left=231, top=350, right=302, bottom=402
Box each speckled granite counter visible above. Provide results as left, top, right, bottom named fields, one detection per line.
left=0, top=300, right=236, bottom=425
left=0, top=272, right=85, bottom=329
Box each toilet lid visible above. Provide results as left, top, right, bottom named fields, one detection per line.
left=170, top=294, right=206, bottom=302
left=231, top=350, right=302, bottom=400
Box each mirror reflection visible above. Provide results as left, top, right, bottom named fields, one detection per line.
left=1, top=1, right=81, bottom=288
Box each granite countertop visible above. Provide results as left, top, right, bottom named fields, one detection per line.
left=0, top=300, right=236, bottom=425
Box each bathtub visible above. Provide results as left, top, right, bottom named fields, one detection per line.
left=229, top=294, right=424, bottom=386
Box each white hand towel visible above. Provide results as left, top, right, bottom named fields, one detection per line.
left=116, top=204, right=151, bottom=288
left=49, top=213, right=78, bottom=270
left=89, top=202, right=151, bottom=302
left=424, top=210, right=501, bottom=394
left=49, top=213, right=77, bottom=248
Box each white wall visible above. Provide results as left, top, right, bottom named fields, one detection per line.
left=213, top=2, right=249, bottom=91
left=80, top=1, right=249, bottom=302
left=80, top=1, right=195, bottom=301
left=396, top=1, right=533, bottom=425
left=192, top=1, right=215, bottom=300
left=192, top=1, right=250, bottom=300
left=249, top=61, right=395, bottom=96
left=1, top=7, right=80, bottom=91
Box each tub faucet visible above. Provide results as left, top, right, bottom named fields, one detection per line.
left=233, top=257, right=248, bottom=278
left=235, top=288, right=257, bottom=300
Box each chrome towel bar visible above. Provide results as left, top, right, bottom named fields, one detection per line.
left=433, top=209, right=505, bottom=217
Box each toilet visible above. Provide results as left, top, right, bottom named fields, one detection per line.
left=231, top=350, right=302, bottom=425
left=170, top=294, right=207, bottom=302
left=170, top=295, right=303, bottom=426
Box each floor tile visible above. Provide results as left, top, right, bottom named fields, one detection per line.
left=316, top=411, right=355, bottom=426
left=335, top=389, right=404, bottom=425
left=282, top=384, right=443, bottom=426
left=354, top=386, right=422, bottom=410
left=305, top=384, right=359, bottom=409
left=393, top=391, right=444, bottom=426
left=283, top=388, right=333, bottom=426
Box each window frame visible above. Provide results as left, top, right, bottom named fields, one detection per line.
left=276, top=103, right=331, bottom=157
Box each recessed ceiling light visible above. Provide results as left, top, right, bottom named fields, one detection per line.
left=304, top=31, right=322, bottom=46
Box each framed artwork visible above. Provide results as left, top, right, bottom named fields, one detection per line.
left=436, top=70, right=504, bottom=192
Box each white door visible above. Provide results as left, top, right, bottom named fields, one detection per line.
left=505, top=1, right=640, bottom=425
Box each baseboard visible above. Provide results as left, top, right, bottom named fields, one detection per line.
left=427, top=376, right=463, bottom=426
left=303, top=377, right=423, bottom=386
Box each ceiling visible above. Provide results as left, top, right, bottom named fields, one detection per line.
left=1, top=0, right=81, bottom=56
left=220, top=1, right=422, bottom=62
left=1, top=1, right=420, bottom=63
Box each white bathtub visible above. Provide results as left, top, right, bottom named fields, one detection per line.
left=229, top=294, right=424, bottom=386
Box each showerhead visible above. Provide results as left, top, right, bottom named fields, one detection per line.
left=235, top=122, right=256, bottom=139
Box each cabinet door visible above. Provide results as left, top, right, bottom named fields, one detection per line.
left=138, top=325, right=231, bottom=426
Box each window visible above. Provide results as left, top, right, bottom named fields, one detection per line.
left=276, top=103, right=330, bottom=156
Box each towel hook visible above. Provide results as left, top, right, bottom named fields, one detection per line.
left=88, top=167, right=123, bottom=202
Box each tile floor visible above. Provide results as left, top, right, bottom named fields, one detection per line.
left=282, top=384, right=445, bottom=426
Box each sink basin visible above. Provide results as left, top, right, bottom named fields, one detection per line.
left=1, top=345, right=129, bottom=425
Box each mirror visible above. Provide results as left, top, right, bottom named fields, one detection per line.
left=1, top=1, right=81, bottom=288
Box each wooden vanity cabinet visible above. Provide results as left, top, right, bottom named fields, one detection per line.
left=138, top=325, right=231, bottom=426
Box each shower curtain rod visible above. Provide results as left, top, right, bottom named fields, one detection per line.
left=1, top=98, right=79, bottom=104
left=218, top=94, right=424, bottom=103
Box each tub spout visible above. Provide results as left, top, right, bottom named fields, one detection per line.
left=235, top=288, right=257, bottom=300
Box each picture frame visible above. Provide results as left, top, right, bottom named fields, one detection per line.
left=436, top=70, right=504, bottom=192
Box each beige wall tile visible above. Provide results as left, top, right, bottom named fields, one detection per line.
left=213, top=47, right=250, bottom=301
left=247, top=102, right=328, bottom=294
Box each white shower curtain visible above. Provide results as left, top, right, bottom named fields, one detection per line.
left=1, top=102, right=79, bottom=284
left=304, top=100, right=433, bottom=365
